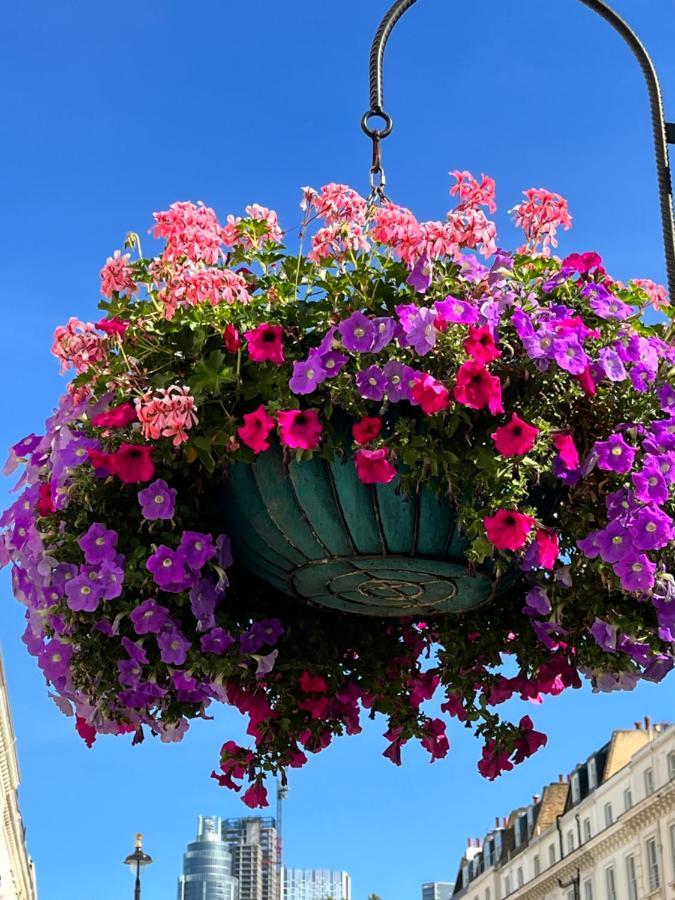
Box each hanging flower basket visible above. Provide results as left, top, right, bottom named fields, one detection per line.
left=2, top=169, right=675, bottom=806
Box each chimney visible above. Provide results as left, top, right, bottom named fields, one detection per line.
left=635, top=721, right=642, bottom=730
left=559, top=773, right=564, bottom=782
left=495, top=816, right=500, bottom=828
left=533, top=794, right=541, bottom=804
left=503, top=817, right=508, bottom=828
left=645, top=715, right=652, bottom=731
left=467, top=837, right=472, bottom=848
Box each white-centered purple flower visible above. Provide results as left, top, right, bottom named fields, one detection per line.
left=138, top=479, right=177, bottom=521
left=289, top=356, right=328, bottom=395
left=65, top=573, right=104, bottom=612
left=613, top=554, right=656, bottom=592
left=632, top=464, right=669, bottom=505
left=320, top=350, right=348, bottom=377
left=434, top=296, right=479, bottom=325
left=552, top=333, right=589, bottom=375
left=356, top=365, right=387, bottom=401
left=77, top=522, right=118, bottom=565
left=594, top=434, right=636, bottom=474
left=597, top=347, right=627, bottom=382
left=200, top=627, right=234, bottom=654
left=658, top=384, right=675, bottom=414
left=590, top=619, right=617, bottom=652
left=157, top=626, right=191, bottom=665
left=628, top=505, right=674, bottom=551
left=383, top=360, right=416, bottom=402
left=583, top=282, right=633, bottom=320
left=179, top=531, right=216, bottom=571
left=595, top=522, right=637, bottom=564
left=370, top=317, right=396, bottom=353
left=38, top=638, right=73, bottom=681
left=338, top=311, right=375, bottom=352
left=130, top=598, right=169, bottom=635
left=146, top=545, right=192, bottom=592
left=406, top=254, right=433, bottom=294
left=404, top=307, right=438, bottom=355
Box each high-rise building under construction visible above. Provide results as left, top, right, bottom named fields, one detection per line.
left=222, top=817, right=279, bottom=900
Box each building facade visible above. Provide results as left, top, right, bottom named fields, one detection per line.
left=283, top=868, right=351, bottom=900
left=452, top=719, right=675, bottom=900
left=0, top=655, right=36, bottom=900
left=223, top=817, right=279, bottom=900
left=178, top=816, right=239, bottom=900
left=422, top=882, right=454, bottom=900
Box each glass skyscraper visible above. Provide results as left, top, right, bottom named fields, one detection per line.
left=283, top=868, right=352, bottom=900
left=178, top=816, right=239, bottom=900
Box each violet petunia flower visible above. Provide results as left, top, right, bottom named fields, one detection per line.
left=130, top=598, right=170, bottom=635
left=189, top=577, right=223, bottom=631
left=594, top=434, right=636, bottom=474
left=552, top=334, right=589, bottom=375
left=595, top=522, right=637, bottom=564
left=658, top=384, right=675, bottom=414
left=289, top=357, right=328, bottom=395
left=641, top=655, right=675, bottom=683
left=38, top=638, right=73, bottom=681
left=522, top=586, right=552, bottom=617
left=628, top=505, right=674, bottom=551
left=157, top=626, right=191, bottom=666
left=200, top=627, right=234, bottom=654
left=320, top=350, right=348, bottom=377
left=118, top=659, right=143, bottom=686
left=77, top=523, right=118, bottom=565
left=179, top=531, right=216, bottom=571
left=338, top=311, right=375, bottom=352
left=590, top=619, right=617, bottom=652
left=434, top=296, right=479, bottom=325
left=65, top=574, right=104, bottom=613
left=614, top=554, right=656, bottom=593
left=356, top=365, right=387, bottom=402
left=404, top=307, right=438, bottom=355
left=383, top=360, right=416, bottom=402
left=632, top=464, right=669, bottom=505
left=146, top=545, right=193, bottom=592
left=597, top=347, right=627, bottom=382
left=138, top=479, right=177, bottom=521
left=121, top=637, right=149, bottom=664
left=407, top=254, right=433, bottom=294
left=370, top=317, right=396, bottom=353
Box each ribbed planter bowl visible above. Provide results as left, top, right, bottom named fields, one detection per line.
left=222, top=445, right=514, bottom=617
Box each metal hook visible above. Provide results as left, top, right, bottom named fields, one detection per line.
left=363, top=0, right=675, bottom=301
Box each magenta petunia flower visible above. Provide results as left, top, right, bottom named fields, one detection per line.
left=628, top=505, right=674, bottom=551
left=614, top=554, right=656, bottom=593
left=632, top=464, right=669, bottom=505
left=138, top=479, right=177, bottom=521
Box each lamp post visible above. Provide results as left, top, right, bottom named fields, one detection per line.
left=123, top=833, right=153, bottom=900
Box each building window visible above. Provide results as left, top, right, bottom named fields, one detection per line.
left=503, top=874, right=511, bottom=896
left=485, top=890, right=491, bottom=900
left=624, top=787, right=633, bottom=811
left=605, top=865, right=617, bottom=900
left=645, top=767, right=656, bottom=797
left=625, top=853, right=638, bottom=900
left=670, top=823, right=675, bottom=876
left=548, top=844, right=556, bottom=866
left=646, top=836, right=661, bottom=890
left=533, top=854, right=540, bottom=877
left=604, top=802, right=614, bottom=827
left=566, top=889, right=575, bottom=900
left=583, top=880, right=593, bottom=900
left=571, top=772, right=581, bottom=804
left=668, top=751, right=675, bottom=780
left=588, top=757, right=598, bottom=789
left=516, top=867, right=523, bottom=888
left=567, top=830, right=575, bottom=854
left=583, top=818, right=592, bottom=842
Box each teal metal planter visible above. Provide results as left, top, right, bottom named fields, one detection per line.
left=222, top=445, right=514, bottom=617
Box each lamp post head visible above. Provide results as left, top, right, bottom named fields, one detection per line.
left=123, top=833, right=153, bottom=872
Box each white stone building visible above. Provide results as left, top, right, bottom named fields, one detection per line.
left=283, top=868, right=351, bottom=900
left=0, top=654, right=36, bottom=900
left=452, top=718, right=675, bottom=900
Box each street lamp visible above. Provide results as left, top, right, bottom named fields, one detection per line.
left=123, top=833, right=153, bottom=900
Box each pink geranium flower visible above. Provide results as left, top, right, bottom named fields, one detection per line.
left=354, top=448, right=397, bottom=484
left=277, top=409, right=323, bottom=450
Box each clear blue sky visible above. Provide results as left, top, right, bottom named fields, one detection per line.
left=1, top=2, right=675, bottom=898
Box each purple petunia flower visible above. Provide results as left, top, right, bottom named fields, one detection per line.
left=577, top=530, right=602, bottom=559
left=171, top=670, right=210, bottom=703
left=121, top=637, right=149, bottom=664
left=434, top=296, right=479, bottom=325
left=118, top=658, right=143, bottom=686
left=383, top=360, right=416, bottom=402
left=179, top=531, right=216, bottom=571
left=289, top=356, right=327, bottom=395
left=522, top=328, right=556, bottom=361
left=552, top=333, right=589, bottom=375
left=370, top=317, right=396, bottom=353
left=83, top=560, right=125, bottom=600
left=583, top=282, right=633, bottom=321
left=641, top=655, right=675, bottom=683
left=658, top=384, right=675, bottom=414
left=597, top=347, right=627, bottom=382
left=146, top=545, right=192, bottom=592
left=632, top=464, right=669, bottom=505
left=130, top=598, right=169, bottom=635
left=65, top=574, right=104, bottom=612
left=157, top=626, right=191, bottom=665
left=320, top=350, right=348, bottom=377
left=338, top=311, right=375, bottom=352
left=256, top=649, right=279, bottom=677
left=617, top=636, right=652, bottom=665
left=644, top=451, right=675, bottom=484
left=614, top=554, right=656, bottom=593
left=404, top=307, right=438, bottom=355
left=596, top=522, right=637, bottom=564
left=189, top=577, right=223, bottom=631
left=200, top=627, right=234, bottom=654
left=138, top=479, right=177, bottom=521
left=522, top=586, right=552, bottom=617
left=356, top=365, right=387, bottom=402
left=77, top=522, right=118, bottom=565
left=590, top=619, right=617, bottom=652
left=594, top=434, right=636, bottom=474
left=118, top=681, right=167, bottom=708
left=240, top=618, right=284, bottom=653
left=606, top=488, right=638, bottom=520
left=406, top=254, right=433, bottom=293
left=629, top=505, right=674, bottom=551
left=38, top=638, right=73, bottom=681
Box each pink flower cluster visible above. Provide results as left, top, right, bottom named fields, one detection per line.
left=510, top=188, right=572, bottom=254
left=100, top=251, right=137, bottom=298
left=135, top=385, right=199, bottom=446
left=222, top=204, right=283, bottom=250
left=158, top=267, right=251, bottom=320
left=305, top=183, right=370, bottom=264
left=51, top=317, right=108, bottom=375
left=153, top=201, right=224, bottom=265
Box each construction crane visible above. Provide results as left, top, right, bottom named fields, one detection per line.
left=276, top=780, right=289, bottom=900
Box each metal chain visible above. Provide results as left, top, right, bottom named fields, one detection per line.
left=361, top=0, right=675, bottom=305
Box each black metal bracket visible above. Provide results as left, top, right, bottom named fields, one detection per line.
left=364, top=0, right=675, bottom=302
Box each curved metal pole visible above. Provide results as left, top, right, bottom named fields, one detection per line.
left=363, top=0, right=675, bottom=301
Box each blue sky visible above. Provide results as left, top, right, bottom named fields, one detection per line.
left=1, top=1, right=675, bottom=898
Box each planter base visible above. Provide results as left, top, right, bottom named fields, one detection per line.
left=222, top=446, right=505, bottom=617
